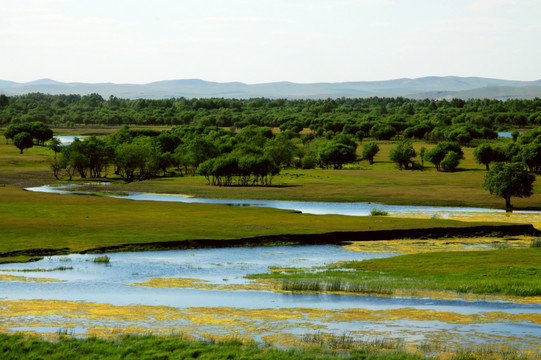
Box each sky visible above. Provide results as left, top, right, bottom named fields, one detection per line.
left=1, top=0, right=540, bottom=84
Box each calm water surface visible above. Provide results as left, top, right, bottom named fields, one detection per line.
left=26, top=184, right=541, bottom=217
left=1, top=246, right=541, bottom=348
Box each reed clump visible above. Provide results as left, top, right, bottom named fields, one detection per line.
left=92, top=255, right=110, bottom=264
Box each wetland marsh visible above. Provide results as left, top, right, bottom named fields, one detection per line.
left=1, top=244, right=541, bottom=357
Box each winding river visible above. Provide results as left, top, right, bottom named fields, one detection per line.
left=25, top=184, right=541, bottom=218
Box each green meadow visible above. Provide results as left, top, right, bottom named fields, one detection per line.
left=0, top=135, right=533, bottom=264
left=249, top=247, right=541, bottom=299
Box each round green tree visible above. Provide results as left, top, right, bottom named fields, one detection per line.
left=389, top=141, right=416, bottom=170
left=13, top=132, right=34, bottom=154
left=483, top=162, right=535, bottom=212
left=362, top=142, right=379, bottom=165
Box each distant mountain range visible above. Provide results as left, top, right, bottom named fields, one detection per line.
left=1, top=76, right=541, bottom=100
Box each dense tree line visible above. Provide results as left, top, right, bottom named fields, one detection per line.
left=1, top=93, right=541, bottom=141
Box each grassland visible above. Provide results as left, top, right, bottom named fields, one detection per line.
left=2, top=133, right=536, bottom=264
left=249, top=247, right=541, bottom=300
left=0, top=332, right=445, bottom=360
left=88, top=140, right=541, bottom=209
left=1, top=184, right=504, bottom=263
left=2, top=130, right=541, bottom=209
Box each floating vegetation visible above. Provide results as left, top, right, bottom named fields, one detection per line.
left=0, top=274, right=65, bottom=283
left=370, top=208, right=389, bottom=216
left=128, top=277, right=272, bottom=292
left=343, top=236, right=535, bottom=254
left=2, top=299, right=541, bottom=359
left=0, top=266, right=73, bottom=272
left=92, top=255, right=110, bottom=264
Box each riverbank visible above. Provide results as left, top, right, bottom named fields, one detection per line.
left=1, top=185, right=537, bottom=264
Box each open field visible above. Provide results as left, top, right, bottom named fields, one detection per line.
left=2, top=135, right=540, bottom=210
left=1, top=185, right=514, bottom=264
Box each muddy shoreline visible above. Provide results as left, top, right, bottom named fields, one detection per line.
left=2, top=223, right=537, bottom=263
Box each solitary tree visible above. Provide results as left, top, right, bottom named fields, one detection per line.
left=362, top=142, right=379, bottom=165
left=13, top=132, right=33, bottom=154
left=389, top=141, right=416, bottom=170
left=483, top=162, right=535, bottom=212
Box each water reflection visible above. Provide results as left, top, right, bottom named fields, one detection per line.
left=1, top=246, right=540, bottom=349
left=26, top=184, right=541, bottom=217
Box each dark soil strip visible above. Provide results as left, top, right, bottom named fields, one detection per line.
left=1, top=224, right=538, bottom=262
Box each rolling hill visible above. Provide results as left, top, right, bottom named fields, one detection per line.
left=1, top=76, right=540, bottom=100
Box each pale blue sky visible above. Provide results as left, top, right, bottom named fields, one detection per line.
left=1, top=0, right=540, bottom=84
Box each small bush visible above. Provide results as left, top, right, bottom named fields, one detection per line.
left=93, top=255, right=110, bottom=263
left=370, top=208, right=388, bottom=216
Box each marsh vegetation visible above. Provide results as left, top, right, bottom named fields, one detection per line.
left=2, top=94, right=541, bottom=359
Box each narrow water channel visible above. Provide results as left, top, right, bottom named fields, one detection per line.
left=25, top=184, right=541, bottom=217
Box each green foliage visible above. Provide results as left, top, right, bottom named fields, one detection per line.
left=473, top=143, right=506, bottom=171
left=92, top=255, right=110, bottom=263
left=440, top=151, right=462, bottom=172
left=13, top=132, right=33, bottom=154
left=483, top=162, right=536, bottom=211
left=362, top=142, right=380, bottom=164
left=424, top=142, right=463, bottom=171
left=389, top=141, right=416, bottom=169
left=370, top=208, right=388, bottom=216
left=369, top=123, right=397, bottom=140
left=317, top=139, right=357, bottom=169
left=530, top=238, right=541, bottom=248
left=518, top=143, right=541, bottom=173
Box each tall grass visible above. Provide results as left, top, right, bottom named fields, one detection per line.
left=92, top=255, right=110, bottom=263
left=370, top=208, right=389, bottom=216
left=252, top=248, right=541, bottom=298
left=0, top=333, right=431, bottom=360
left=530, top=238, right=541, bottom=248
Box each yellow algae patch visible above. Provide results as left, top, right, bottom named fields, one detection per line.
left=0, top=299, right=186, bottom=322
left=2, top=298, right=541, bottom=357
left=0, top=274, right=65, bottom=282
left=392, top=211, right=541, bottom=231
left=128, top=277, right=275, bottom=292
left=261, top=333, right=300, bottom=347
left=327, top=308, right=541, bottom=325
left=343, top=236, right=535, bottom=254
left=130, top=277, right=211, bottom=289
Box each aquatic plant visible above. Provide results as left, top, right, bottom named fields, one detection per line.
left=530, top=238, right=541, bottom=248
left=370, top=208, right=388, bottom=216
left=93, top=255, right=110, bottom=264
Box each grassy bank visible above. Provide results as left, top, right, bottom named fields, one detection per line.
left=249, top=247, right=541, bottom=299
left=0, top=185, right=514, bottom=264
left=0, top=332, right=534, bottom=360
